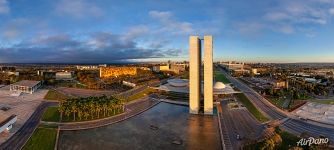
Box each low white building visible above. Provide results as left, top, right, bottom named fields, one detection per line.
left=10, top=80, right=42, bottom=94
left=56, top=72, right=73, bottom=80
left=155, top=79, right=239, bottom=95
left=0, top=114, right=17, bottom=133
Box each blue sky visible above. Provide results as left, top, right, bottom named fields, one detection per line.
left=0, top=0, right=334, bottom=63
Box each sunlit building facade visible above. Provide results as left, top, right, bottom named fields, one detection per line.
left=100, top=67, right=137, bottom=78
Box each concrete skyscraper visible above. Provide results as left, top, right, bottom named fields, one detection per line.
left=189, top=35, right=213, bottom=115
left=203, top=36, right=213, bottom=115
left=189, top=36, right=201, bottom=114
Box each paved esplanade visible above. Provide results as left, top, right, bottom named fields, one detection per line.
left=189, top=35, right=213, bottom=115
left=0, top=102, right=58, bottom=150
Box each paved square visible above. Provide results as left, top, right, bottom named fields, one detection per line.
left=0, top=86, right=48, bottom=144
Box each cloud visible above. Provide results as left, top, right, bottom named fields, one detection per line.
left=149, top=10, right=193, bottom=34
left=149, top=11, right=173, bottom=20
left=1, top=18, right=30, bottom=39
left=264, top=12, right=290, bottom=21
left=330, top=8, right=334, bottom=15
left=243, top=0, right=334, bottom=35
left=124, top=25, right=149, bottom=40
left=236, top=22, right=264, bottom=35
left=0, top=0, right=9, bottom=14
left=278, top=25, right=294, bottom=34
left=0, top=32, right=181, bottom=63
left=55, top=0, right=103, bottom=19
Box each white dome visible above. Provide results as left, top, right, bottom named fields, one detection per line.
left=214, top=82, right=225, bottom=90
left=168, top=79, right=189, bottom=87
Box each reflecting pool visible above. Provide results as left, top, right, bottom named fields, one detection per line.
left=59, top=102, right=222, bottom=150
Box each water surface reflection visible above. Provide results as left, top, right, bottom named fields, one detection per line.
left=59, top=102, right=222, bottom=150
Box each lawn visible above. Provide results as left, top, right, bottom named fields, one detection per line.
left=127, top=88, right=156, bottom=102
left=268, top=98, right=286, bottom=109
left=214, top=71, right=230, bottom=83
left=243, top=128, right=303, bottom=150
left=22, top=126, right=57, bottom=150
left=308, top=99, right=334, bottom=105
left=235, top=93, right=269, bottom=122
left=44, top=89, right=68, bottom=101
left=42, top=107, right=60, bottom=122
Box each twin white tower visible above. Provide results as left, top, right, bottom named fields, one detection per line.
left=189, top=35, right=213, bottom=115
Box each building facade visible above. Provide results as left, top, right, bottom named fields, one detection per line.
left=56, top=72, right=73, bottom=80
left=189, top=35, right=214, bottom=115
left=189, top=36, right=201, bottom=114
left=100, top=67, right=137, bottom=78
left=203, top=36, right=213, bottom=115
left=9, top=80, right=42, bottom=94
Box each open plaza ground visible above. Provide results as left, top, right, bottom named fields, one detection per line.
left=55, top=87, right=115, bottom=98
left=293, top=102, right=334, bottom=125
left=0, top=86, right=48, bottom=145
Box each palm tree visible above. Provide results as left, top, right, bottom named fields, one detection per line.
left=71, top=104, right=77, bottom=121
left=65, top=108, right=71, bottom=121
left=102, top=103, right=108, bottom=117
left=83, top=111, right=89, bottom=120
left=89, top=101, right=96, bottom=119
left=96, top=103, right=102, bottom=118
left=77, top=109, right=83, bottom=121
left=58, top=102, right=65, bottom=122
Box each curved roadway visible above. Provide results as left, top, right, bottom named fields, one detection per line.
left=218, top=67, right=334, bottom=143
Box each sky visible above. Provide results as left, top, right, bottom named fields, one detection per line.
left=1, top=0, right=334, bottom=63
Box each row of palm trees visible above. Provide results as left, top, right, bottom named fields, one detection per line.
left=58, top=95, right=125, bottom=122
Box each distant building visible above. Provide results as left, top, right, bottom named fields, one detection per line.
left=6, top=71, right=19, bottom=76
left=0, top=66, right=15, bottom=72
left=99, top=64, right=107, bottom=67
left=152, top=65, right=170, bottom=72
left=152, top=64, right=186, bottom=74
left=10, top=80, right=42, bottom=94
left=100, top=67, right=137, bottom=78
left=56, top=72, right=73, bottom=80
left=37, top=71, right=56, bottom=78
left=273, top=80, right=288, bottom=89
left=220, top=61, right=249, bottom=75
left=76, top=65, right=99, bottom=70
left=251, top=68, right=258, bottom=75
left=170, top=64, right=187, bottom=74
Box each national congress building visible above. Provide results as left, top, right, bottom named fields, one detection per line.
left=189, top=35, right=213, bottom=115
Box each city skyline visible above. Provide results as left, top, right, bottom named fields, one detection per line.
left=1, top=0, right=334, bottom=63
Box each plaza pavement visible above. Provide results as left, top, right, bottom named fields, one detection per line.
left=0, top=86, right=48, bottom=145
left=293, top=102, right=334, bottom=125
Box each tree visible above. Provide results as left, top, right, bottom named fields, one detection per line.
left=58, top=102, right=65, bottom=121
left=65, top=108, right=71, bottom=120
left=71, top=104, right=77, bottom=121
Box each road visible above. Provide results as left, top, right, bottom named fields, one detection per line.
left=0, top=101, right=58, bottom=150
left=217, top=66, right=334, bottom=144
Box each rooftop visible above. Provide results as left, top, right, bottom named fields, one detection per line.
left=11, top=80, right=41, bottom=87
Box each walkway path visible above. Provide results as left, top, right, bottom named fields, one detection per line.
left=0, top=101, right=58, bottom=150
left=58, top=97, right=160, bottom=130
